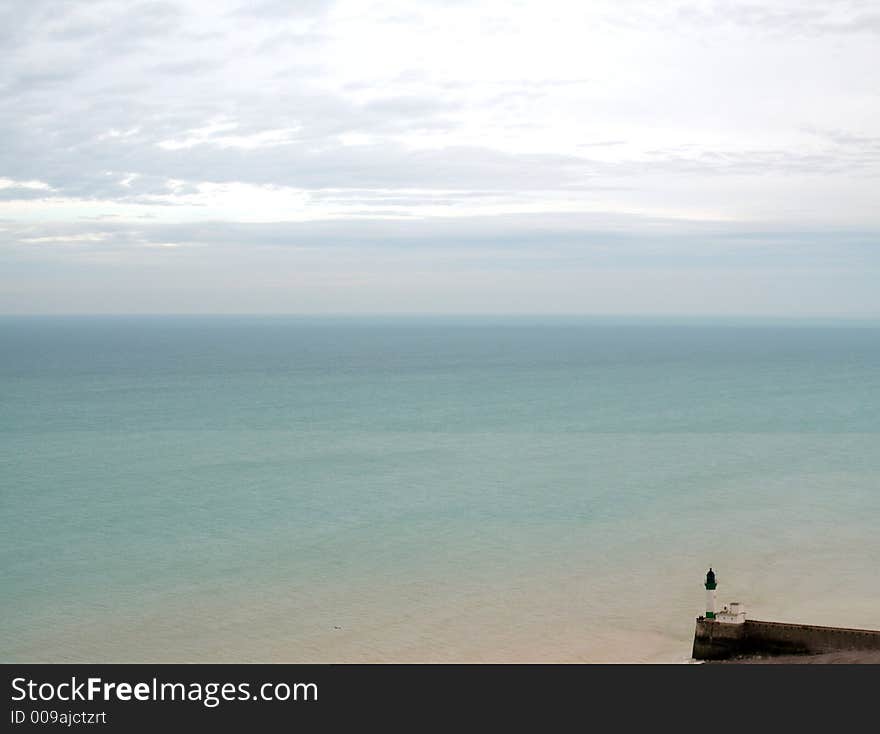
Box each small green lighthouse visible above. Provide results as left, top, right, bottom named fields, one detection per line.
left=705, top=568, right=717, bottom=619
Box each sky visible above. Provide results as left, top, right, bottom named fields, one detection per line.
left=0, top=0, right=878, bottom=315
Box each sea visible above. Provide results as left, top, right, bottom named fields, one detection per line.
left=2, top=316, right=879, bottom=662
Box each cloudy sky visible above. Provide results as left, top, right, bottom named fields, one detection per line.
left=1, top=0, right=878, bottom=315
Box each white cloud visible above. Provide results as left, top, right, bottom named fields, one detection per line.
left=0, top=178, right=54, bottom=191
left=157, top=121, right=301, bottom=150
left=1, top=0, right=878, bottom=314
left=20, top=233, right=110, bottom=244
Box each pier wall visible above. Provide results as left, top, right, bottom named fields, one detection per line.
left=692, top=618, right=880, bottom=660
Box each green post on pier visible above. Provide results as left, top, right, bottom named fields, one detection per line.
left=705, top=568, right=717, bottom=619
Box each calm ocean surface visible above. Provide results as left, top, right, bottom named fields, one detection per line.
left=2, top=316, right=879, bottom=662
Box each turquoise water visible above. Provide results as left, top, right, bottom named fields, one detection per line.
left=2, top=317, right=879, bottom=661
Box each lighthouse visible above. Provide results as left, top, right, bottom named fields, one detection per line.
left=704, top=568, right=717, bottom=619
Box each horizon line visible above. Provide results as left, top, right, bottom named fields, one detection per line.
left=2, top=312, right=880, bottom=323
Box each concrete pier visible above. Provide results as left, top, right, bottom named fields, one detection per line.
left=692, top=617, right=880, bottom=661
